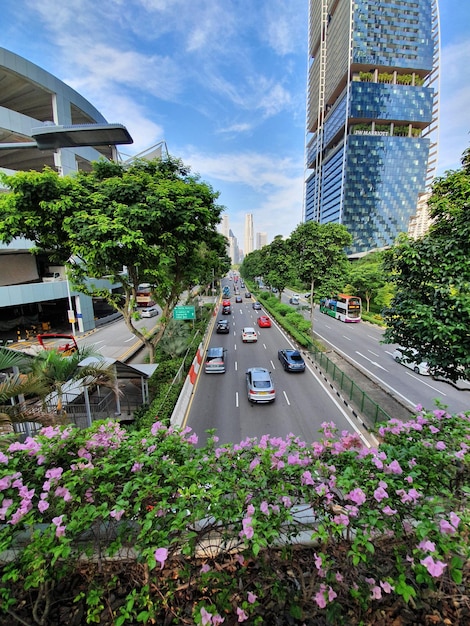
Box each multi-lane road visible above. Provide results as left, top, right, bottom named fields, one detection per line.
left=185, top=288, right=375, bottom=448
left=286, top=291, right=470, bottom=417
left=76, top=283, right=469, bottom=448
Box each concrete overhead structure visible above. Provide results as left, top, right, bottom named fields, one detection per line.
left=0, top=48, right=133, bottom=342
left=0, top=47, right=127, bottom=176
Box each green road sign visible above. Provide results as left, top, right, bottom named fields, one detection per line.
left=173, top=305, right=196, bottom=320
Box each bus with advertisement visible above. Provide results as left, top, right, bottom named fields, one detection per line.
left=319, top=294, right=362, bottom=323
left=136, top=283, right=156, bottom=308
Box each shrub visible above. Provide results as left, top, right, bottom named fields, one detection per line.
left=0, top=409, right=468, bottom=625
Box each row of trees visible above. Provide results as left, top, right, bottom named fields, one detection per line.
left=241, top=147, right=470, bottom=383
left=0, top=157, right=231, bottom=362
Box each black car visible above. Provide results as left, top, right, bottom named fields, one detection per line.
left=245, top=291, right=252, bottom=298
left=216, top=319, right=230, bottom=334
left=278, top=349, right=306, bottom=372
left=222, top=305, right=231, bottom=315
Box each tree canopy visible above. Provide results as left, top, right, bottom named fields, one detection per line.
left=382, top=147, right=470, bottom=383
left=0, top=157, right=229, bottom=361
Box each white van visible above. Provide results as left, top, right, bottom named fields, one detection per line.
left=204, top=347, right=226, bottom=373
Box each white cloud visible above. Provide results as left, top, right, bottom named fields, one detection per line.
left=180, top=148, right=305, bottom=242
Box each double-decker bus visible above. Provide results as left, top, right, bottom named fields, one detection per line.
left=319, top=294, right=362, bottom=323
left=136, top=283, right=156, bottom=308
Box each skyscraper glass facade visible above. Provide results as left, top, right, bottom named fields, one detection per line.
left=305, top=0, right=439, bottom=255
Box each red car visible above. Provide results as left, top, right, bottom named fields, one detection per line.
left=222, top=299, right=231, bottom=307
left=257, top=315, right=271, bottom=328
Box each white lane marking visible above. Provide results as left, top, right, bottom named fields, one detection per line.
left=404, top=371, right=446, bottom=394
left=235, top=361, right=238, bottom=371
left=368, top=349, right=380, bottom=357
left=236, top=392, right=239, bottom=408
left=356, top=351, right=389, bottom=371
left=283, top=390, right=290, bottom=405
left=342, top=335, right=351, bottom=341
left=125, top=335, right=136, bottom=343
left=314, top=329, right=415, bottom=407
left=270, top=360, right=276, bottom=370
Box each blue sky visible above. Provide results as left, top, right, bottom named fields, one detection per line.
left=2, top=1, right=469, bottom=249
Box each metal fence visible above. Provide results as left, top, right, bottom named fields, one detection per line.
left=308, top=349, right=392, bottom=426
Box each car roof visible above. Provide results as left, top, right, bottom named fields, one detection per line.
left=247, top=367, right=270, bottom=377
left=243, top=327, right=256, bottom=332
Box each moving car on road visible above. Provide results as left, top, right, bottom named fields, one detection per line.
left=393, top=348, right=430, bottom=375
left=216, top=319, right=230, bottom=334
left=245, top=367, right=276, bottom=403
left=278, top=349, right=306, bottom=372
left=289, top=294, right=300, bottom=305
left=241, top=327, right=258, bottom=343
left=140, top=305, right=159, bottom=318
left=244, top=291, right=252, bottom=299
left=235, top=295, right=243, bottom=303
left=252, top=301, right=262, bottom=310
left=257, top=315, right=271, bottom=328
left=204, top=347, right=226, bottom=374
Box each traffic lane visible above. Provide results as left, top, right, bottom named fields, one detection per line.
left=313, top=315, right=470, bottom=415
left=239, top=357, right=367, bottom=445
left=190, top=306, right=372, bottom=446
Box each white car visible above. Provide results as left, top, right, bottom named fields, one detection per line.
left=241, top=327, right=258, bottom=343
left=393, top=348, right=430, bottom=375
left=140, top=305, right=159, bottom=318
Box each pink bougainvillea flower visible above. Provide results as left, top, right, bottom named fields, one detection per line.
left=374, top=486, right=388, bottom=502
left=386, top=459, right=403, bottom=474
left=346, top=488, right=366, bottom=506
left=418, top=540, right=436, bottom=552
left=301, top=470, right=315, bottom=485
left=110, top=509, right=124, bottom=521
left=247, top=591, right=257, bottom=604
left=420, top=555, right=447, bottom=577
left=236, top=607, right=248, bottom=622
left=154, top=547, right=168, bottom=569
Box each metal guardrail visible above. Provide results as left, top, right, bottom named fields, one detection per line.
left=307, top=349, right=392, bottom=426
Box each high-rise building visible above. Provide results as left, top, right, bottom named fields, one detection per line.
left=305, top=0, right=439, bottom=255
left=244, top=213, right=254, bottom=256
left=256, top=232, right=268, bottom=250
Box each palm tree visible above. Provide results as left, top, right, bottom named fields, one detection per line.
left=0, top=347, right=49, bottom=435
left=1, top=343, right=117, bottom=437
left=29, top=344, right=116, bottom=421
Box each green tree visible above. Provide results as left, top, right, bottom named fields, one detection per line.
left=262, top=235, right=294, bottom=299
left=0, top=157, right=227, bottom=363
left=289, top=222, right=352, bottom=330
left=382, top=147, right=470, bottom=383
left=346, top=252, right=386, bottom=312
left=239, top=248, right=265, bottom=283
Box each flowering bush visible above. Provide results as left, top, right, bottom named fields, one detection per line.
left=0, top=407, right=469, bottom=625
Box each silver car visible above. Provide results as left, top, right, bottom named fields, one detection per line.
left=393, top=347, right=430, bottom=375
left=246, top=367, right=276, bottom=403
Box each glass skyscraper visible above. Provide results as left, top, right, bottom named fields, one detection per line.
left=305, top=0, right=440, bottom=255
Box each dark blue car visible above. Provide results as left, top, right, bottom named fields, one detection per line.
left=278, top=349, right=306, bottom=372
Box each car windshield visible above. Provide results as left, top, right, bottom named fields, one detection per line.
left=253, top=380, right=271, bottom=389
left=290, top=353, right=303, bottom=362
